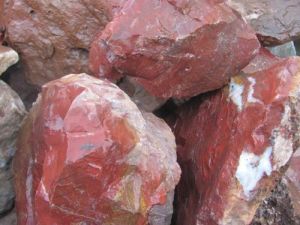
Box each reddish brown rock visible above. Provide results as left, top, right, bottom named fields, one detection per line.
left=89, top=0, right=260, bottom=99
left=226, top=0, right=300, bottom=46
left=284, top=148, right=300, bottom=217
left=14, top=73, right=180, bottom=225
left=172, top=49, right=300, bottom=225
left=1, top=0, right=126, bottom=86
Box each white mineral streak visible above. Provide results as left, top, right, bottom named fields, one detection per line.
left=229, top=78, right=244, bottom=111
left=247, top=77, right=261, bottom=104
left=236, top=147, right=272, bottom=198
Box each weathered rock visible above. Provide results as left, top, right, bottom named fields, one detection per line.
left=251, top=181, right=299, bottom=225
left=226, top=0, right=300, bottom=46
left=0, top=208, right=17, bottom=225
left=118, top=77, right=166, bottom=112
left=1, top=0, right=126, bottom=86
left=14, top=73, right=181, bottom=225
left=267, top=42, right=297, bottom=58
left=283, top=148, right=300, bottom=218
left=0, top=80, right=26, bottom=215
left=172, top=49, right=300, bottom=225
left=0, top=45, right=18, bottom=76
left=90, top=0, right=260, bottom=99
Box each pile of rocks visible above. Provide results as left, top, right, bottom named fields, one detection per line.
left=1, top=0, right=300, bottom=224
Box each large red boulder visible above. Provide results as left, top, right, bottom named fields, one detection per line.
left=89, top=0, right=260, bottom=99
left=226, top=0, right=300, bottom=46
left=14, top=73, right=181, bottom=225
left=1, top=0, right=126, bottom=86
left=172, top=49, right=300, bottom=225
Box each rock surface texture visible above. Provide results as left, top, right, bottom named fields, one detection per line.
left=0, top=80, right=26, bottom=215
left=14, top=73, right=181, bottom=225
left=90, top=0, right=260, bottom=99
left=226, top=0, right=300, bottom=46
left=284, top=148, right=300, bottom=218
left=1, top=0, right=126, bottom=86
left=172, top=49, right=300, bottom=225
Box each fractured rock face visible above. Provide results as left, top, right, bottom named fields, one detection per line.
left=226, top=0, right=300, bottom=46
left=14, top=73, right=181, bottom=225
left=0, top=80, right=26, bottom=215
left=1, top=0, right=126, bottom=86
left=267, top=42, right=297, bottom=58
left=172, top=49, right=300, bottom=225
left=89, top=0, right=260, bottom=99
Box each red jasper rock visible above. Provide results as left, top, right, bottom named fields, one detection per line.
left=14, top=73, right=181, bottom=225
left=1, top=0, right=126, bottom=86
left=172, top=50, right=300, bottom=225
left=89, top=0, right=260, bottom=99
left=284, top=148, right=300, bottom=217
left=226, top=0, right=300, bottom=46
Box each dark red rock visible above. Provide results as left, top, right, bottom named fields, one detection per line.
left=226, top=0, right=300, bottom=46
left=89, top=0, right=260, bottom=99
left=1, top=0, right=126, bottom=86
left=14, top=73, right=181, bottom=225
left=172, top=50, right=300, bottom=225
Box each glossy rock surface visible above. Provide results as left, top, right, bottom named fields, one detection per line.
left=0, top=80, right=26, bottom=215
left=1, top=0, right=126, bottom=86
left=14, top=74, right=181, bottom=225
left=172, top=49, right=300, bottom=225
left=227, top=0, right=300, bottom=46
left=90, top=0, right=260, bottom=99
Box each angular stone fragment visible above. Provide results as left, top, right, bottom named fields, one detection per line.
left=14, top=73, right=181, bottom=225
left=172, top=49, right=300, bottom=225
left=267, top=42, right=297, bottom=58
left=0, top=46, right=18, bottom=76
left=226, top=0, right=300, bottom=46
left=283, top=148, right=300, bottom=218
left=0, top=81, right=26, bottom=215
left=89, top=0, right=260, bottom=99
left=1, top=0, right=125, bottom=86
left=118, top=77, right=166, bottom=112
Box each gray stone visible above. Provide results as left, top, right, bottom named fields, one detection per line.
left=267, top=42, right=297, bottom=58
left=0, top=80, right=26, bottom=214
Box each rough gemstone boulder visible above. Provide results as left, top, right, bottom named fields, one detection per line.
left=0, top=80, right=26, bottom=215
left=227, top=0, right=300, bottom=46
left=14, top=73, right=181, bottom=225
left=89, top=0, right=260, bottom=99
left=172, top=49, right=300, bottom=225
left=1, top=0, right=126, bottom=86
